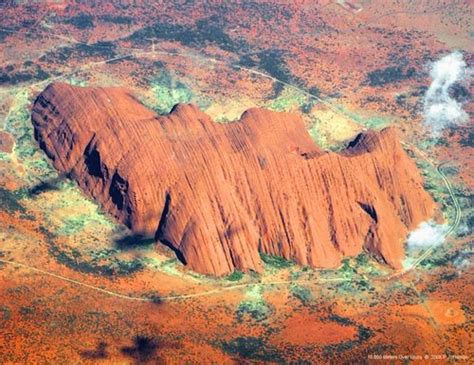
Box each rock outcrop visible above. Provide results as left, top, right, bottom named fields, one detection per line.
left=32, top=83, right=436, bottom=275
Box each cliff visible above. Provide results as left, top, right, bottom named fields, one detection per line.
left=31, top=83, right=436, bottom=275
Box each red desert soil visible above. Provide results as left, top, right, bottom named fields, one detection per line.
left=32, top=83, right=436, bottom=276
left=0, top=131, right=14, bottom=153
left=274, top=310, right=358, bottom=346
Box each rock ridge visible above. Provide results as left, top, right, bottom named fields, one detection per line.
left=32, top=83, right=436, bottom=275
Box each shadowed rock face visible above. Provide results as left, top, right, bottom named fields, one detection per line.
left=32, top=83, right=436, bottom=276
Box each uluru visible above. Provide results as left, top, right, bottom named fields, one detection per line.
left=31, top=83, right=436, bottom=276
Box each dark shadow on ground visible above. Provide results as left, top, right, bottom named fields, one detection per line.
left=79, top=341, right=109, bottom=360
left=146, top=292, right=164, bottom=305
left=27, top=176, right=65, bottom=196
left=114, top=233, right=156, bottom=250
left=121, top=335, right=160, bottom=364
left=121, top=334, right=182, bottom=364
left=114, top=231, right=187, bottom=266
left=158, top=238, right=187, bottom=266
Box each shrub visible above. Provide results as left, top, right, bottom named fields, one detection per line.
left=64, top=13, right=94, bottom=29
left=226, top=270, right=244, bottom=281
left=260, top=253, right=293, bottom=269
left=220, top=336, right=282, bottom=362
left=236, top=299, right=272, bottom=322
left=0, top=188, right=26, bottom=214
left=290, top=284, right=312, bottom=305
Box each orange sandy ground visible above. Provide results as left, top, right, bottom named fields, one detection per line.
left=0, top=210, right=472, bottom=363
left=0, top=1, right=473, bottom=363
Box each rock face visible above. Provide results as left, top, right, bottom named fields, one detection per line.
left=32, top=83, right=436, bottom=276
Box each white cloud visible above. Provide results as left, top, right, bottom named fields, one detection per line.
left=406, top=220, right=448, bottom=249
left=423, top=51, right=470, bottom=136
